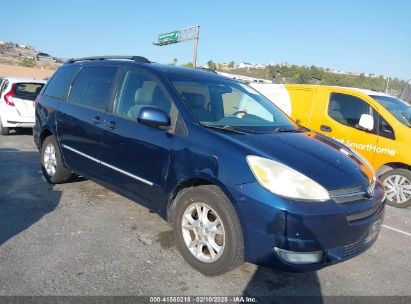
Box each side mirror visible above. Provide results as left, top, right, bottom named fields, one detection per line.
left=137, top=106, right=170, bottom=127
left=358, top=114, right=374, bottom=131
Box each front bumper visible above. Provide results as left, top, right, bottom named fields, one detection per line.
left=227, top=181, right=385, bottom=271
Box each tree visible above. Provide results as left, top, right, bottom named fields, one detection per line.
left=207, top=60, right=217, bottom=70
left=181, top=62, right=194, bottom=68
left=172, top=58, right=178, bottom=66
left=228, top=61, right=235, bottom=68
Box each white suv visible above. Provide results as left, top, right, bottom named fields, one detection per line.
left=0, top=77, right=46, bottom=135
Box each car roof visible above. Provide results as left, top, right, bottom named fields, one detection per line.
left=348, top=87, right=392, bottom=97
left=65, top=58, right=230, bottom=81
left=286, top=84, right=394, bottom=98
left=2, top=77, right=47, bottom=84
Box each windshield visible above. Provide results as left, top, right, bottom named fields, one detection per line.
left=168, top=74, right=298, bottom=133
left=371, top=95, right=411, bottom=127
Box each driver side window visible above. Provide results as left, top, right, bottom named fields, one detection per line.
left=115, top=70, right=171, bottom=120
left=328, top=93, right=375, bottom=132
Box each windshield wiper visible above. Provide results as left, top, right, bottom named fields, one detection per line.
left=261, top=127, right=302, bottom=133
left=202, top=124, right=250, bottom=135
left=276, top=128, right=302, bottom=133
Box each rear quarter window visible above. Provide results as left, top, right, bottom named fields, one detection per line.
left=43, top=66, right=79, bottom=100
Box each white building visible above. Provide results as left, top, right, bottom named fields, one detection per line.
left=255, top=63, right=266, bottom=69
left=238, top=62, right=253, bottom=69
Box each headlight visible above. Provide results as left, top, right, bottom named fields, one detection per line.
left=247, top=156, right=330, bottom=201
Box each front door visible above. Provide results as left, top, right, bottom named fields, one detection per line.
left=100, top=69, right=175, bottom=211
left=318, top=91, right=379, bottom=164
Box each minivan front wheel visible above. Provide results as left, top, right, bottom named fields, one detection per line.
left=41, top=136, right=72, bottom=184
left=173, top=185, right=244, bottom=275
left=381, top=169, right=411, bottom=208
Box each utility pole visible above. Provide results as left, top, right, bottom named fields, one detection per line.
left=193, top=26, right=200, bottom=68
left=153, top=25, right=201, bottom=68
left=385, top=77, right=390, bottom=93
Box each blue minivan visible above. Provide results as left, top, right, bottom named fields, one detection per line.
left=34, top=56, right=385, bottom=275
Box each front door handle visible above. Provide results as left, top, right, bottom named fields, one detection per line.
left=92, top=116, right=102, bottom=125
left=320, top=125, right=332, bottom=132
left=104, top=120, right=116, bottom=130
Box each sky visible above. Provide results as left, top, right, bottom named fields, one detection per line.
left=1, top=0, right=410, bottom=80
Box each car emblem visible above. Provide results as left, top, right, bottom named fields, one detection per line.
left=366, top=178, right=376, bottom=197
left=367, top=186, right=374, bottom=197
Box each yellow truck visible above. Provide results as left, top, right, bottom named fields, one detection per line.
left=249, top=83, right=411, bottom=208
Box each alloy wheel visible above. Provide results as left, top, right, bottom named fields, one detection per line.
left=181, top=202, right=225, bottom=263
left=383, top=175, right=411, bottom=204
left=43, top=143, right=57, bottom=177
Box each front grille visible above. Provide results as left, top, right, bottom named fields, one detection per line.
left=329, top=185, right=367, bottom=204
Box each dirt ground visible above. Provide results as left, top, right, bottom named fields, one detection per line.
left=0, top=63, right=55, bottom=80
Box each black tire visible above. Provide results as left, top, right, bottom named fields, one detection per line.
left=0, top=120, right=9, bottom=135
left=380, top=169, right=411, bottom=208
left=41, top=135, right=72, bottom=184
left=173, top=185, right=244, bottom=276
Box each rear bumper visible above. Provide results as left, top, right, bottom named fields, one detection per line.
left=1, top=108, right=34, bottom=128
left=227, top=181, right=386, bottom=271
left=4, top=121, right=34, bottom=128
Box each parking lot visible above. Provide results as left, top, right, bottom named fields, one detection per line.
left=0, top=132, right=410, bottom=298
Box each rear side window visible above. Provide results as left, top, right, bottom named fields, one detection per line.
left=328, top=93, right=373, bottom=129
left=43, top=66, right=78, bottom=100
left=14, top=83, right=44, bottom=101
left=68, top=66, right=117, bottom=111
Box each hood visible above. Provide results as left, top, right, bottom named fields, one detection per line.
left=221, top=130, right=374, bottom=190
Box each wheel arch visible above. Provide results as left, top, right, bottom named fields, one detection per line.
left=40, top=128, right=54, bottom=147
left=166, top=177, right=240, bottom=224
left=376, top=162, right=411, bottom=177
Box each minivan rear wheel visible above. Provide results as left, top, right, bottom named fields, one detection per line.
left=381, top=169, right=411, bottom=208
left=41, top=136, right=72, bottom=184
left=0, top=120, right=9, bottom=135
left=173, top=185, right=244, bottom=276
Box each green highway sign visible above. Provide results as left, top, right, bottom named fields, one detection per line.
left=158, top=31, right=180, bottom=43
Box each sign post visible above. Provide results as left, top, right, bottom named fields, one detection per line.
left=153, top=25, right=200, bottom=68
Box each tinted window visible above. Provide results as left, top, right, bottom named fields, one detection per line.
left=328, top=93, right=372, bottom=129
left=43, top=66, right=78, bottom=100
left=14, top=83, right=44, bottom=101
left=115, top=70, right=171, bottom=119
left=68, top=66, right=117, bottom=111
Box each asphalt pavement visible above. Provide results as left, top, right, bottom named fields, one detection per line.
left=0, top=131, right=410, bottom=299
